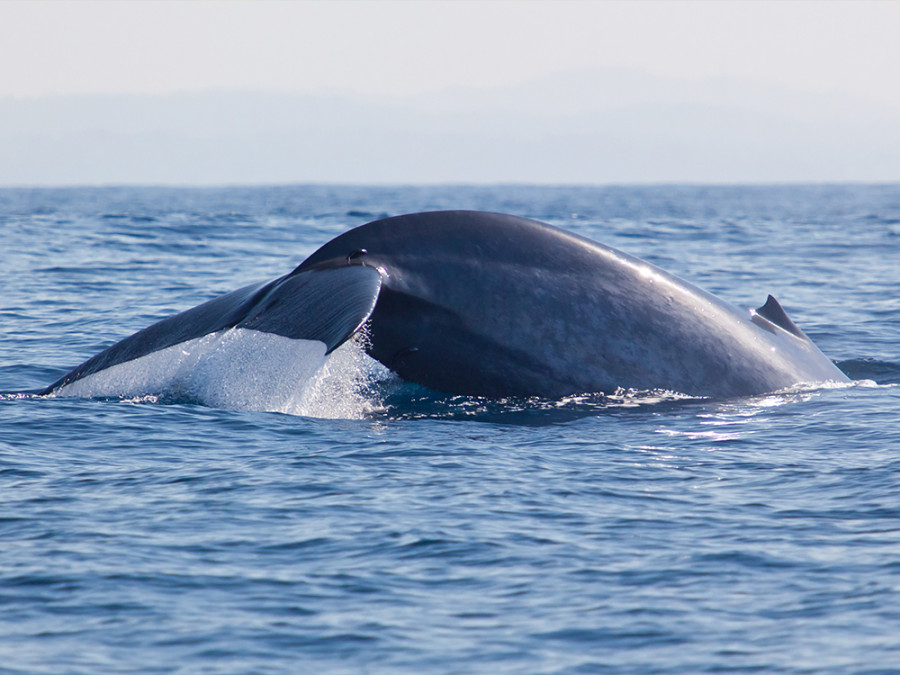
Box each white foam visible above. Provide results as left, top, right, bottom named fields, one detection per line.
left=55, top=327, right=390, bottom=419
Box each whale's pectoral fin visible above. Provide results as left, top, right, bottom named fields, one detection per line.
left=238, top=265, right=383, bottom=353
left=754, top=294, right=805, bottom=338
left=43, top=265, right=383, bottom=394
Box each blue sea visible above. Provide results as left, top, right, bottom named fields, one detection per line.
left=2, top=184, right=900, bottom=674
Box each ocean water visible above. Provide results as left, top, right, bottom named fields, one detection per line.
left=2, top=184, right=900, bottom=674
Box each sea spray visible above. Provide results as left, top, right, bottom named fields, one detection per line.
left=53, top=327, right=390, bottom=419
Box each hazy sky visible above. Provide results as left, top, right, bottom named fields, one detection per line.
left=2, top=0, right=900, bottom=110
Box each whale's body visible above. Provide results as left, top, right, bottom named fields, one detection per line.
left=44, top=211, right=848, bottom=400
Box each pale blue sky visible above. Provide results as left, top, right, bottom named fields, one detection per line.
left=2, top=0, right=900, bottom=111
left=3, top=0, right=899, bottom=184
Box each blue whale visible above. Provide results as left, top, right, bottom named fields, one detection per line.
left=43, top=210, right=848, bottom=399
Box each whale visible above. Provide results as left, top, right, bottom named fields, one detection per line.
left=42, top=210, right=849, bottom=400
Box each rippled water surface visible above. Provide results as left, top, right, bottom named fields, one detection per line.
left=2, top=185, right=900, bottom=674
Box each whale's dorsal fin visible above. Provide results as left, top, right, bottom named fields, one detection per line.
left=754, top=295, right=805, bottom=338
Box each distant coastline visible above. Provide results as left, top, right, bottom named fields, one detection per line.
left=2, top=70, right=899, bottom=186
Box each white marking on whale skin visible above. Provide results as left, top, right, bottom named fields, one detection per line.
left=54, top=328, right=389, bottom=418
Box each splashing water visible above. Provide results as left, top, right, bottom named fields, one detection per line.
left=52, top=328, right=391, bottom=419
left=291, top=328, right=394, bottom=419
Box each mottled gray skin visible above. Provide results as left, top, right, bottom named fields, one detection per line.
left=46, top=210, right=848, bottom=399
left=299, top=211, right=848, bottom=398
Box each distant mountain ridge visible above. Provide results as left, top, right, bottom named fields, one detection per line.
left=2, top=69, right=898, bottom=185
